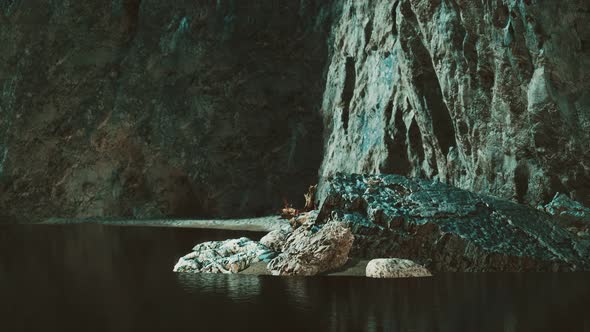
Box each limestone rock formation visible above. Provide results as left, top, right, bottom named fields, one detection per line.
left=319, top=0, right=590, bottom=208
left=173, top=237, right=274, bottom=274
left=365, top=258, right=432, bottom=278
left=267, top=220, right=354, bottom=276
left=316, top=173, right=590, bottom=272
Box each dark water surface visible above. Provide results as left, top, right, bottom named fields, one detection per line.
left=1, top=224, right=589, bottom=332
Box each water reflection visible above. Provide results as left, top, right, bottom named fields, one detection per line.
left=176, top=273, right=262, bottom=301
left=1, top=224, right=590, bottom=331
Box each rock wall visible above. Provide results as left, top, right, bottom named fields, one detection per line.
left=0, top=0, right=335, bottom=222
left=319, top=0, right=590, bottom=206
left=2, top=0, right=588, bottom=223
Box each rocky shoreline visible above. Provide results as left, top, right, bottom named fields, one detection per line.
left=173, top=174, right=590, bottom=277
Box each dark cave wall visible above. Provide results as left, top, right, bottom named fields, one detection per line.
left=1, top=0, right=589, bottom=223
left=319, top=0, right=590, bottom=207
left=0, top=0, right=335, bottom=222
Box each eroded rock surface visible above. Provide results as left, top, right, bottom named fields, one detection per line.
left=173, top=237, right=274, bottom=274
left=259, top=228, right=292, bottom=252
left=319, top=0, right=590, bottom=208
left=316, top=173, right=590, bottom=272
left=365, top=258, right=432, bottom=278
left=267, top=220, right=354, bottom=276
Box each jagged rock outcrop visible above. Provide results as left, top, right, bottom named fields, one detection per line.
left=267, top=220, right=354, bottom=276
left=365, top=258, right=432, bottom=278
left=0, top=1, right=335, bottom=222
left=319, top=0, right=590, bottom=207
left=173, top=237, right=274, bottom=274
left=316, top=173, right=590, bottom=272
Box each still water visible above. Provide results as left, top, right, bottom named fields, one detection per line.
left=1, top=224, right=589, bottom=332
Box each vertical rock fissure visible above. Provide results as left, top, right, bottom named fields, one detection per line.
left=514, top=163, right=530, bottom=204
left=408, top=116, right=425, bottom=172
left=382, top=102, right=410, bottom=175
left=341, top=56, right=356, bottom=132
left=122, top=0, right=142, bottom=36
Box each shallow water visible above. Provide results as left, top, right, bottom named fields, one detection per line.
left=1, top=224, right=589, bottom=332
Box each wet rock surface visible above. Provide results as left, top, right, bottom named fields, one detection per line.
left=319, top=0, right=590, bottom=208
left=316, top=173, right=590, bottom=272
left=267, top=220, right=354, bottom=276
left=365, top=258, right=432, bottom=278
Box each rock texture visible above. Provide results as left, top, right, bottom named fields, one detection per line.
left=2, top=0, right=589, bottom=224
left=267, top=220, right=354, bottom=276
left=365, top=258, right=432, bottom=278
left=259, top=228, right=291, bottom=252
left=542, top=193, right=590, bottom=222
left=0, top=1, right=335, bottom=222
left=319, top=0, right=590, bottom=208
left=316, top=173, right=590, bottom=272
left=173, top=237, right=274, bottom=274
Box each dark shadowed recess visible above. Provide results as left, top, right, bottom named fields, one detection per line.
left=0, top=1, right=335, bottom=222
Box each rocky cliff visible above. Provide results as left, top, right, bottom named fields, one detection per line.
left=319, top=0, right=590, bottom=207
left=0, top=0, right=334, bottom=222
left=1, top=0, right=589, bottom=223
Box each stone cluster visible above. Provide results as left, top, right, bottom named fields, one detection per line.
left=174, top=173, right=590, bottom=275
left=173, top=237, right=274, bottom=274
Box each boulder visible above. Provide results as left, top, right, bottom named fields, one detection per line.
left=366, top=258, right=432, bottom=278
left=173, top=237, right=274, bottom=274
left=267, top=220, right=354, bottom=276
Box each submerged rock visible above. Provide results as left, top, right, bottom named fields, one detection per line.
left=173, top=237, right=274, bottom=274
left=366, top=258, right=432, bottom=278
left=267, top=220, right=354, bottom=276
left=315, top=173, right=590, bottom=272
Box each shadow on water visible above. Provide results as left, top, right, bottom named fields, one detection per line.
left=1, top=224, right=590, bottom=331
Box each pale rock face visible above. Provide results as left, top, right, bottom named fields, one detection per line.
left=366, top=258, right=432, bottom=278
left=259, top=228, right=292, bottom=252
left=319, top=0, right=590, bottom=208
left=173, top=237, right=274, bottom=274
left=267, top=220, right=354, bottom=276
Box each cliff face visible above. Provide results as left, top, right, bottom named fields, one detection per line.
left=0, top=0, right=334, bottom=222
left=320, top=0, right=590, bottom=206
left=1, top=0, right=589, bottom=223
